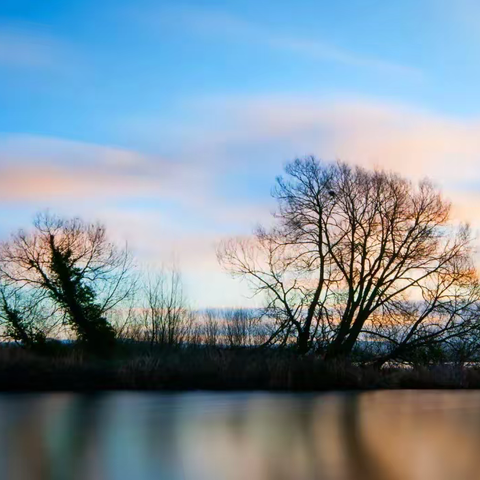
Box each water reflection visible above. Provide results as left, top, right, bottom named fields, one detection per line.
left=0, top=391, right=479, bottom=479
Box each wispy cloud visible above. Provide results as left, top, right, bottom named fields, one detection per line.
left=180, top=94, right=480, bottom=226
left=6, top=98, right=480, bottom=303
left=115, top=92, right=480, bottom=227
left=0, top=133, right=274, bottom=227
left=0, top=134, right=207, bottom=202
left=148, top=6, right=422, bottom=78
left=186, top=96, right=476, bottom=169
left=0, top=133, right=269, bottom=307
left=0, top=23, right=64, bottom=69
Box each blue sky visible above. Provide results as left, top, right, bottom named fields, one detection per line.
left=2, top=0, right=480, bottom=307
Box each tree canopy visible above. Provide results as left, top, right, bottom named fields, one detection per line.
left=219, top=157, right=480, bottom=361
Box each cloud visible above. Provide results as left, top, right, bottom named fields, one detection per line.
left=159, top=95, right=480, bottom=229
left=6, top=96, right=480, bottom=305
left=115, top=93, right=480, bottom=229
left=0, top=134, right=207, bottom=203
left=197, top=96, right=480, bottom=178
left=268, top=37, right=420, bottom=78
left=0, top=133, right=271, bottom=308
left=0, top=23, right=64, bottom=69
left=145, top=6, right=421, bottom=78
left=113, top=94, right=480, bottom=299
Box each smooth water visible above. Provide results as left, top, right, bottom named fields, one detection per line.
left=0, top=390, right=479, bottom=480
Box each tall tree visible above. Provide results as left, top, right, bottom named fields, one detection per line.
left=218, top=157, right=478, bottom=359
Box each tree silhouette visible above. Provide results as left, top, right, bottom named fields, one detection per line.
left=0, top=213, right=132, bottom=354
left=219, top=157, right=479, bottom=359
left=0, top=284, right=47, bottom=350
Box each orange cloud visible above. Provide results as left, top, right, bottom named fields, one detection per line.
left=0, top=134, right=204, bottom=203
left=5, top=98, right=480, bottom=306
left=195, top=96, right=480, bottom=222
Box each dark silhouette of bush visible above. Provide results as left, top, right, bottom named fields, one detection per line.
left=0, top=343, right=479, bottom=391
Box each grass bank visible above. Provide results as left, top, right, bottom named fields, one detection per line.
left=0, top=344, right=479, bottom=392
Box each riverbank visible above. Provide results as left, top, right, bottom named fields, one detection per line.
left=0, top=345, right=478, bottom=391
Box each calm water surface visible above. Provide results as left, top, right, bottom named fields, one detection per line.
left=0, top=390, right=479, bottom=480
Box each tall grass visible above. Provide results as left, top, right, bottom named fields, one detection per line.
left=0, top=343, right=480, bottom=391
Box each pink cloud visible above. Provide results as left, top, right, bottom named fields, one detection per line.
left=193, top=95, right=480, bottom=201
left=0, top=134, right=206, bottom=203
left=0, top=164, right=150, bottom=201
left=6, top=97, right=480, bottom=306
left=0, top=133, right=270, bottom=308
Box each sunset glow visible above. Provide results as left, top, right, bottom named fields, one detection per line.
left=2, top=0, right=480, bottom=307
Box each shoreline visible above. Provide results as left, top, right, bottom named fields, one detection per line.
left=0, top=346, right=479, bottom=392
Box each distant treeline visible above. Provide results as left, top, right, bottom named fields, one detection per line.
left=1, top=157, right=480, bottom=369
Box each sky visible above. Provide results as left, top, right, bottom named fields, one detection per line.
left=2, top=0, right=480, bottom=307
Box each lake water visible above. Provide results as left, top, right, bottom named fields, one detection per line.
left=0, top=390, right=479, bottom=480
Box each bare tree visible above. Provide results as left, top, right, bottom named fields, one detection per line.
left=108, top=302, right=139, bottom=341
left=363, top=253, right=480, bottom=366
left=224, top=308, right=263, bottom=348
left=0, top=212, right=133, bottom=353
left=218, top=157, right=478, bottom=360
left=141, top=266, right=192, bottom=346
left=203, top=309, right=220, bottom=347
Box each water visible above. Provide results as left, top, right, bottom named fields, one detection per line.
left=0, top=391, right=479, bottom=480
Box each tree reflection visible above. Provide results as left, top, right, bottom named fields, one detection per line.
left=1, top=392, right=480, bottom=480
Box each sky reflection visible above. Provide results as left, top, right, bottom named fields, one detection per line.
left=0, top=391, right=478, bottom=480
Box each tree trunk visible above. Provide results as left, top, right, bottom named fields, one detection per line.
left=297, top=329, right=311, bottom=354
